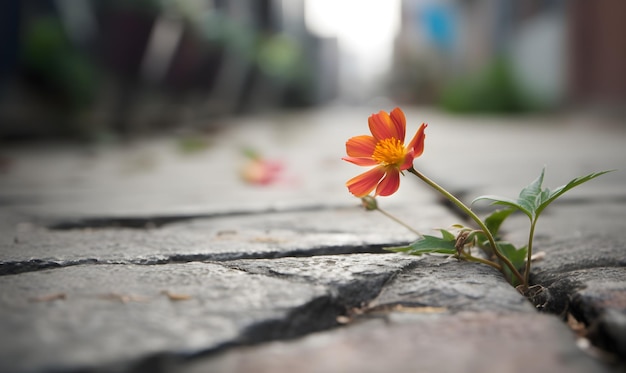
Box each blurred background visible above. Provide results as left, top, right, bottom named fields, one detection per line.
left=1, top=0, right=625, bottom=141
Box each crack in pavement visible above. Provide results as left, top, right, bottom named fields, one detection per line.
left=0, top=242, right=404, bottom=276
left=45, top=205, right=351, bottom=231
left=431, top=187, right=626, bottom=363
left=6, top=194, right=624, bottom=369
left=90, top=294, right=347, bottom=373
left=74, top=258, right=417, bottom=373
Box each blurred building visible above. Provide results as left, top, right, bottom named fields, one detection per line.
left=0, top=0, right=339, bottom=139
left=1, top=0, right=624, bottom=140
left=391, top=0, right=626, bottom=114
left=568, top=1, right=626, bottom=107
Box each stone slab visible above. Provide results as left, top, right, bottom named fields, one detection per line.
left=228, top=254, right=535, bottom=314
left=0, top=107, right=437, bottom=219
left=1, top=106, right=625, bottom=372
left=5, top=107, right=623, bottom=220
left=0, top=262, right=329, bottom=373
left=0, top=250, right=550, bottom=373
left=0, top=203, right=456, bottom=275
left=222, top=254, right=423, bottom=308
left=181, top=312, right=614, bottom=373
left=368, top=255, right=534, bottom=313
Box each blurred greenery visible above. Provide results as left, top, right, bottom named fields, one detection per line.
left=256, top=34, right=301, bottom=81
left=438, top=57, right=542, bottom=114
left=20, top=16, right=97, bottom=109
left=176, top=136, right=211, bottom=155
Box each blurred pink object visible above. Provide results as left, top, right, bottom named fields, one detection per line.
left=240, top=148, right=284, bottom=185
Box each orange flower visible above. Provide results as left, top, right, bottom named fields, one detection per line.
left=342, top=108, right=427, bottom=197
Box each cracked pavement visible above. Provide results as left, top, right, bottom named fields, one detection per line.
left=1, top=106, right=625, bottom=372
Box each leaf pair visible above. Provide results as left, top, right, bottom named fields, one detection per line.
left=472, top=168, right=613, bottom=222
left=473, top=167, right=613, bottom=286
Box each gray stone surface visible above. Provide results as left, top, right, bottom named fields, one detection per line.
left=0, top=108, right=435, bottom=218
left=0, top=262, right=329, bottom=373
left=499, top=201, right=626, bottom=358
left=426, top=114, right=626, bottom=362
left=0, top=106, right=625, bottom=372
left=0, top=203, right=453, bottom=275
left=223, top=254, right=423, bottom=307
left=368, top=256, right=534, bottom=313
left=181, top=312, right=610, bottom=373
left=1, top=252, right=537, bottom=373
left=223, top=254, right=535, bottom=313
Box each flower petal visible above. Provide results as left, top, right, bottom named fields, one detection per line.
left=368, top=111, right=397, bottom=141
left=407, top=123, right=427, bottom=158
left=346, top=167, right=385, bottom=197
left=342, top=156, right=378, bottom=167
left=376, top=169, right=401, bottom=196
left=389, top=107, right=406, bottom=142
left=345, top=135, right=377, bottom=157
left=399, top=152, right=414, bottom=171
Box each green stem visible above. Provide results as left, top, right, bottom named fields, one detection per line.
left=462, top=252, right=502, bottom=271
left=376, top=207, right=423, bottom=237
left=408, top=166, right=525, bottom=286
left=523, top=219, right=538, bottom=291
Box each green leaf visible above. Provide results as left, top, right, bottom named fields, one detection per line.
left=496, top=242, right=527, bottom=270
left=496, top=242, right=527, bottom=287
left=517, top=167, right=546, bottom=215
left=472, top=208, right=515, bottom=256
left=472, top=168, right=546, bottom=219
left=483, top=208, right=515, bottom=239
left=386, top=230, right=457, bottom=256
left=440, top=228, right=456, bottom=241
left=473, top=168, right=614, bottom=221
left=535, top=170, right=614, bottom=217
left=472, top=194, right=532, bottom=219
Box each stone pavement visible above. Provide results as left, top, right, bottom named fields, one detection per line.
left=0, top=106, right=625, bottom=372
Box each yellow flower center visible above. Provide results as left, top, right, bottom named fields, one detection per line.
left=372, top=138, right=406, bottom=166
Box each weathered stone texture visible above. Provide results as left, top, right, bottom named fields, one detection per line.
left=0, top=263, right=328, bottom=373
left=181, top=312, right=610, bottom=373
left=0, top=204, right=453, bottom=275
left=1, top=107, right=625, bottom=372
left=369, top=256, right=535, bottom=313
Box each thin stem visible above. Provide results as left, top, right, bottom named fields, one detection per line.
left=376, top=207, right=423, bottom=238
left=523, top=219, right=537, bottom=291
left=461, top=252, right=502, bottom=271
left=408, top=166, right=525, bottom=286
